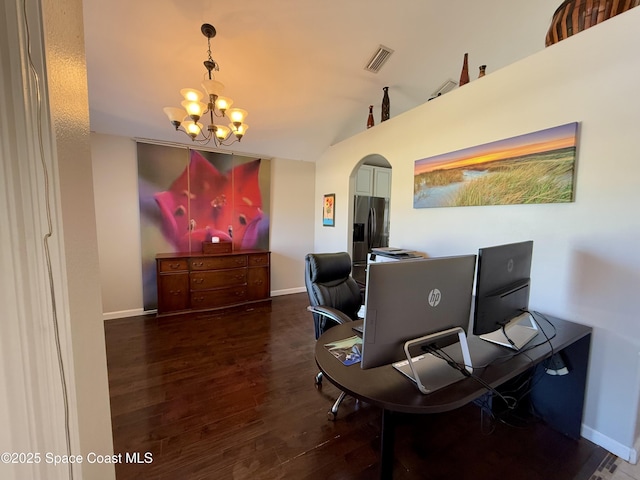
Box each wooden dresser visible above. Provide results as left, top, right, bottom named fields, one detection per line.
left=156, top=250, right=270, bottom=316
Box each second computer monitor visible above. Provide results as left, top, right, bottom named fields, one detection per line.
left=473, top=240, right=533, bottom=336
left=360, top=255, right=476, bottom=369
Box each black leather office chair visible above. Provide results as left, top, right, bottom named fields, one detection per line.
left=305, top=252, right=363, bottom=420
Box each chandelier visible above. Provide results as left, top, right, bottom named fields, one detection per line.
left=163, top=23, right=249, bottom=146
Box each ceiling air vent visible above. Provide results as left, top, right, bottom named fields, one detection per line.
left=364, top=45, right=394, bottom=73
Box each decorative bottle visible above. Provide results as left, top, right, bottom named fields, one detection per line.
left=478, top=65, right=486, bottom=78
left=381, top=87, right=390, bottom=122
left=459, top=53, right=470, bottom=86
left=367, top=105, right=374, bottom=129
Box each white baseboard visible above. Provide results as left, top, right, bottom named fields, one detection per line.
left=102, top=289, right=307, bottom=320
left=582, top=424, right=638, bottom=463
left=271, top=287, right=306, bottom=296
left=102, top=308, right=154, bottom=321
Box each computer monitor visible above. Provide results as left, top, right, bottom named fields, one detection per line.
left=473, top=241, right=537, bottom=349
left=360, top=255, right=476, bottom=369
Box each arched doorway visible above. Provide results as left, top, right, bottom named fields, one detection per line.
left=350, top=154, right=392, bottom=286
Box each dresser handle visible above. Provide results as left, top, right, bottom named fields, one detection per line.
left=169, top=289, right=182, bottom=295
left=194, top=278, right=204, bottom=284
left=194, top=261, right=204, bottom=267
left=170, top=263, right=182, bottom=269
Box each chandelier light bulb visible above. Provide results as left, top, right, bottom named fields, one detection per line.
left=215, top=96, right=233, bottom=113
left=231, top=123, right=249, bottom=140
left=180, top=88, right=204, bottom=102
left=181, top=100, right=206, bottom=121
left=227, top=108, right=248, bottom=126
left=214, top=125, right=231, bottom=141
left=183, top=120, right=203, bottom=139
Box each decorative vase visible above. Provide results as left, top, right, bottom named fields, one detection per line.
left=478, top=65, right=486, bottom=78
left=381, top=87, right=390, bottom=122
left=545, top=0, right=640, bottom=46
left=367, top=105, right=374, bottom=129
left=459, top=53, right=470, bottom=86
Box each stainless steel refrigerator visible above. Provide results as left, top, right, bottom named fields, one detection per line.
left=352, top=195, right=389, bottom=285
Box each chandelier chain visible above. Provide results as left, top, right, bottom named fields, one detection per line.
left=206, top=36, right=219, bottom=74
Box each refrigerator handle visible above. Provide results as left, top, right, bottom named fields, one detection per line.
left=371, top=207, right=377, bottom=243
left=367, top=208, right=374, bottom=251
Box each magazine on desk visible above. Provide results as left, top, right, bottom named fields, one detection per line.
left=324, top=335, right=363, bottom=366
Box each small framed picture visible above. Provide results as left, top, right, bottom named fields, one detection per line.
left=323, top=193, right=335, bottom=227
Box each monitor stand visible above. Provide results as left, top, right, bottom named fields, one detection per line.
left=393, top=327, right=473, bottom=394
left=479, top=312, right=538, bottom=350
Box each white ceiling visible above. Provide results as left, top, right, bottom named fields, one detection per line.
left=82, top=0, right=560, bottom=162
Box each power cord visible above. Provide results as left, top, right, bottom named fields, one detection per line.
left=466, top=311, right=557, bottom=372
left=423, top=312, right=559, bottom=436
left=22, top=1, right=74, bottom=479
left=499, top=321, right=517, bottom=349
left=486, top=312, right=560, bottom=429
left=497, top=310, right=557, bottom=354
left=422, top=345, right=519, bottom=410
left=422, top=345, right=522, bottom=435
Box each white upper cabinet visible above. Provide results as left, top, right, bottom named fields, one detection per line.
left=355, top=165, right=391, bottom=197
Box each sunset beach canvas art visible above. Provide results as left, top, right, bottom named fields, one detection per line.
left=414, top=122, right=578, bottom=208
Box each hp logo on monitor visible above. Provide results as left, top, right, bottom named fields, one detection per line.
left=428, top=288, right=442, bottom=307
left=507, top=258, right=514, bottom=273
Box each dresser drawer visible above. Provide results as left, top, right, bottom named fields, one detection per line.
left=247, top=266, right=270, bottom=301
left=157, top=273, right=189, bottom=313
left=248, top=253, right=270, bottom=267
left=190, top=255, right=247, bottom=271
left=190, top=286, right=247, bottom=309
left=158, top=258, right=189, bottom=273
left=190, top=269, right=247, bottom=290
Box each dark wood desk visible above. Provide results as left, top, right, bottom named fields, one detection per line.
left=315, top=314, right=591, bottom=479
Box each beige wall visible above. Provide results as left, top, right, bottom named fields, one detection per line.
left=91, top=134, right=316, bottom=317
left=269, top=154, right=316, bottom=295
left=92, top=135, right=143, bottom=314
left=314, top=9, right=640, bottom=461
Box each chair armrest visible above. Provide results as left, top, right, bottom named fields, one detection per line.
left=307, top=306, right=353, bottom=325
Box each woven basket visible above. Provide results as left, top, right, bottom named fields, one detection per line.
left=545, top=0, right=640, bottom=46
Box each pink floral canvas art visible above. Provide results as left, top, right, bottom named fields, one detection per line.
left=154, top=150, right=266, bottom=251
left=137, top=144, right=270, bottom=310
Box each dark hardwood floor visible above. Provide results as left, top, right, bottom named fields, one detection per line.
left=105, top=293, right=605, bottom=479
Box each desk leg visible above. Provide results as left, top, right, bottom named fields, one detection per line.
left=380, top=409, right=395, bottom=479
